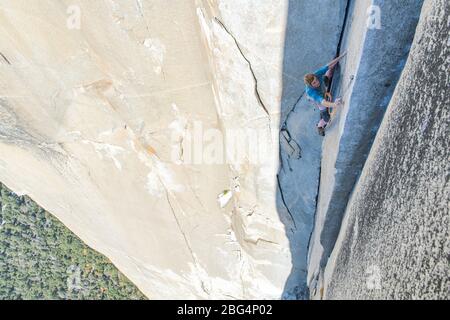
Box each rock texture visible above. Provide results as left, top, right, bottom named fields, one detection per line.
left=321, top=0, right=449, bottom=299
left=0, top=0, right=347, bottom=299
left=307, top=0, right=425, bottom=288
left=1, top=0, right=446, bottom=300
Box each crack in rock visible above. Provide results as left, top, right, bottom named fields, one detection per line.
left=279, top=91, right=305, bottom=173
left=0, top=52, right=11, bottom=65
left=161, top=178, right=212, bottom=297
left=244, top=237, right=279, bottom=246
left=276, top=174, right=297, bottom=230
left=214, top=17, right=271, bottom=119
left=283, top=91, right=306, bottom=127
left=163, top=188, right=199, bottom=264
left=281, top=126, right=302, bottom=160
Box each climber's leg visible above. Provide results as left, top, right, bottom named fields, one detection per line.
left=320, top=109, right=331, bottom=123
left=317, top=126, right=326, bottom=137
left=317, top=110, right=331, bottom=136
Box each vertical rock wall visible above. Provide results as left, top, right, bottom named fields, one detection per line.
left=0, top=0, right=347, bottom=299
left=322, top=0, right=449, bottom=299
left=1, top=0, right=437, bottom=300
left=192, top=0, right=349, bottom=299
left=307, top=0, right=424, bottom=289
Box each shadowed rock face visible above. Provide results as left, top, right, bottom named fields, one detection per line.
left=307, top=0, right=425, bottom=287
left=322, top=0, right=449, bottom=299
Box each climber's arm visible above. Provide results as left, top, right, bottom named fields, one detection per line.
left=321, top=99, right=340, bottom=109
left=328, top=52, right=347, bottom=69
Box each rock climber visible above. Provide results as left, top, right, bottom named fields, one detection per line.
left=304, top=52, right=347, bottom=136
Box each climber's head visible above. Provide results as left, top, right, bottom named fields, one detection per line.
left=304, top=74, right=320, bottom=88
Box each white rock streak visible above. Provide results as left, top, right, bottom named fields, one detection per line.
left=144, top=38, right=166, bottom=74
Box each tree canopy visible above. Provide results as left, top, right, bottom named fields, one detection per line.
left=0, top=183, right=146, bottom=300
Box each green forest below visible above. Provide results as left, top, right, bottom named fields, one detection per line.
left=0, top=183, right=146, bottom=300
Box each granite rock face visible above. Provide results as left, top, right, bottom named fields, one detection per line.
left=307, top=0, right=425, bottom=288
left=0, top=0, right=347, bottom=299
left=320, top=0, right=449, bottom=299
left=0, top=0, right=446, bottom=300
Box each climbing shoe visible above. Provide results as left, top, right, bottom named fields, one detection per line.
left=318, top=126, right=326, bottom=137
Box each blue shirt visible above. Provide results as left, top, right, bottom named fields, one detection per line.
left=306, top=65, right=329, bottom=107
